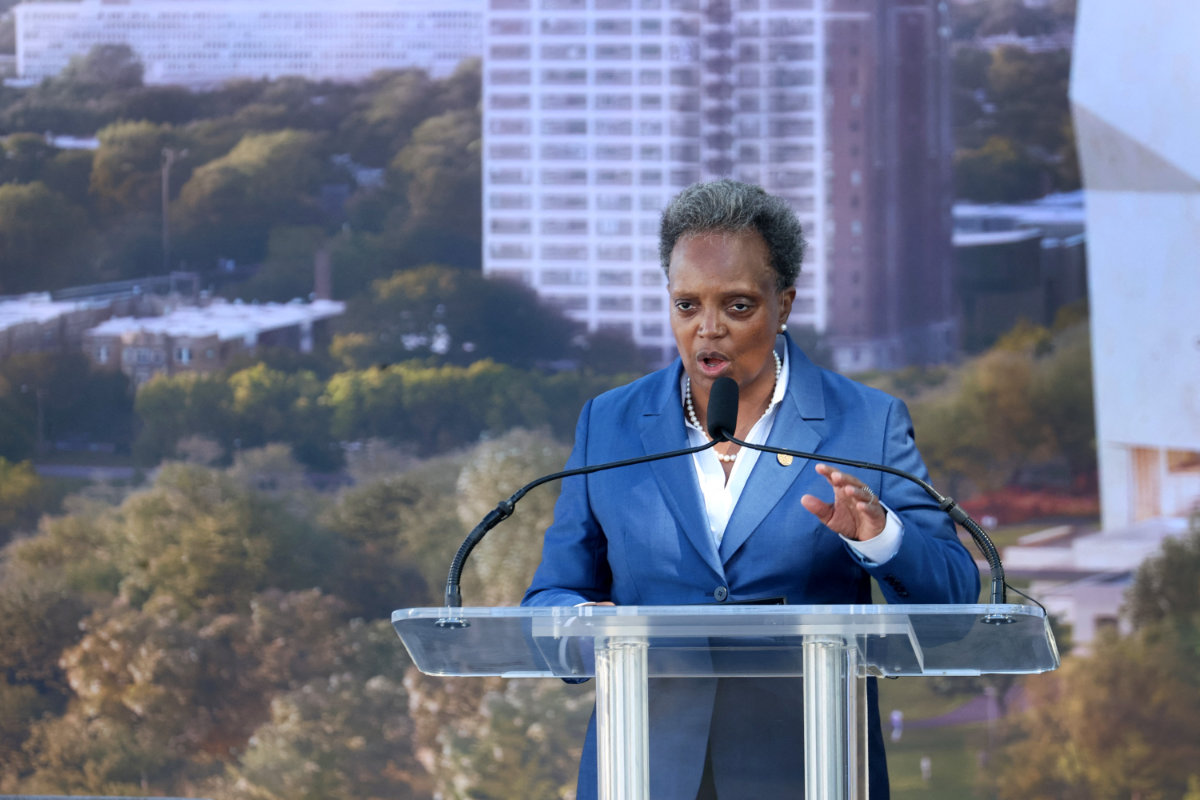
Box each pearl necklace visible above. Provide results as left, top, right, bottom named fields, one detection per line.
left=685, top=350, right=782, bottom=463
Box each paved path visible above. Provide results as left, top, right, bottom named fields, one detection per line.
left=904, top=686, right=1025, bottom=729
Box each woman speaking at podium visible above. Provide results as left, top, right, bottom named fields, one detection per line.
left=522, top=180, right=979, bottom=799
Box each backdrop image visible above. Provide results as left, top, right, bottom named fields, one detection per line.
left=0, top=0, right=1196, bottom=797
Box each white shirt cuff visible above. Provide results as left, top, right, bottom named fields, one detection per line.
left=841, top=503, right=904, bottom=565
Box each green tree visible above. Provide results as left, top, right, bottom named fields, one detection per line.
left=224, top=225, right=328, bottom=302
left=1124, top=526, right=1200, bottom=633
left=391, top=108, right=481, bottom=244
left=454, top=429, right=570, bottom=607
left=90, top=120, right=182, bottom=216
left=1029, top=323, right=1095, bottom=486
left=207, top=619, right=429, bottom=800
left=320, top=469, right=459, bottom=615
left=0, top=182, right=91, bottom=292
left=41, top=148, right=95, bottom=205
left=990, top=631, right=1200, bottom=800
left=133, top=372, right=231, bottom=465
left=954, top=135, right=1045, bottom=202
left=0, top=132, right=58, bottom=185
left=57, top=43, right=144, bottom=95
left=0, top=457, right=44, bottom=542
left=952, top=42, right=1078, bottom=199
left=990, top=527, right=1200, bottom=799
left=108, top=463, right=333, bottom=613
left=226, top=364, right=338, bottom=469
left=174, top=129, right=326, bottom=265
left=400, top=431, right=590, bottom=800
left=338, top=69, right=439, bottom=167
left=332, top=265, right=582, bottom=369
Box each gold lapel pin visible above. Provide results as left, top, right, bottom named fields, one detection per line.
left=777, top=453, right=794, bottom=467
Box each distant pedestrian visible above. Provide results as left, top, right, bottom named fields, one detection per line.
left=889, top=709, right=903, bottom=742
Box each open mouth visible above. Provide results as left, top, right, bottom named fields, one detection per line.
left=697, top=352, right=730, bottom=376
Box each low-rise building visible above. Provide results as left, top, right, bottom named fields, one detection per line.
left=0, top=293, right=114, bottom=359
left=952, top=192, right=1088, bottom=351
left=13, top=0, right=483, bottom=88
left=1002, top=515, right=1193, bottom=651
left=84, top=298, right=345, bottom=384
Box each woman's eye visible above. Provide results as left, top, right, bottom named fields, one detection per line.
left=675, top=301, right=694, bottom=311
left=731, top=303, right=750, bottom=312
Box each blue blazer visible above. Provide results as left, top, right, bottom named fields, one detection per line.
left=523, top=336, right=980, bottom=799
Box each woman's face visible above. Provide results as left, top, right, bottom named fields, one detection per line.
left=667, top=229, right=795, bottom=404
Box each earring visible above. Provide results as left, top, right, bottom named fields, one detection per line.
left=779, top=323, right=788, bottom=333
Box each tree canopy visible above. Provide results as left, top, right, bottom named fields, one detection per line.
left=988, top=523, right=1200, bottom=799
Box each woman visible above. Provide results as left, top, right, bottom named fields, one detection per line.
left=523, top=180, right=979, bottom=799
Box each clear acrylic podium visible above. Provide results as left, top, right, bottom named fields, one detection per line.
left=393, top=604, right=1059, bottom=800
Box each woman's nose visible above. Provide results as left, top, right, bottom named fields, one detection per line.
left=698, top=310, right=725, bottom=338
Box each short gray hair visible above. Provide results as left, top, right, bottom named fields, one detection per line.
left=659, top=179, right=806, bottom=291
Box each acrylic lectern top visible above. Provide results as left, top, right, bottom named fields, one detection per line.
left=391, top=604, right=1059, bottom=680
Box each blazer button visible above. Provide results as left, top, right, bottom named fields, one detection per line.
left=713, top=586, right=729, bottom=602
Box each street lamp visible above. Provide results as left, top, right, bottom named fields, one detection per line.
left=20, top=384, right=46, bottom=457
left=161, top=147, right=187, bottom=271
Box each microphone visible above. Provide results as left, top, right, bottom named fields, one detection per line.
left=440, top=384, right=740, bottom=619
left=706, top=376, right=739, bottom=441
left=717, top=379, right=1009, bottom=609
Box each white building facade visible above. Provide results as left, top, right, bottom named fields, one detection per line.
left=483, top=0, right=825, bottom=364
left=14, top=0, right=483, bottom=87
left=1070, top=0, right=1200, bottom=530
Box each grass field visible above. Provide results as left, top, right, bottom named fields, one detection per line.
left=886, top=721, right=992, bottom=799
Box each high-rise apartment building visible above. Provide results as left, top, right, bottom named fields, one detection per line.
left=14, top=0, right=483, bottom=87
left=483, top=0, right=956, bottom=370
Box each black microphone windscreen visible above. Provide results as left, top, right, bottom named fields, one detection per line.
left=707, top=377, right=739, bottom=441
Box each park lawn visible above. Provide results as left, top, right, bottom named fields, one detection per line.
left=876, top=675, right=982, bottom=720
left=884, top=721, right=991, bottom=800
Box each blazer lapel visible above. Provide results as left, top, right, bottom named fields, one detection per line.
left=638, top=364, right=725, bottom=579
left=718, top=339, right=828, bottom=564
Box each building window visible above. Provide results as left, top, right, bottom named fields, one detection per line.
left=542, top=118, right=587, bottom=135
left=542, top=218, right=588, bottom=235
left=491, top=217, right=532, bottom=234
left=640, top=321, right=664, bottom=337
left=598, top=269, right=633, bottom=286
left=176, top=347, right=192, bottom=364
left=596, top=119, right=632, bottom=136
left=543, top=244, right=589, bottom=259
left=597, top=219, right=632, bottom=235
left=598, top=296, right=633, bottom=311
left=597, top=244, right=633, bottom=260
left=541, top=269, right=588, bottom=286
left=490, top=193, right=532, bottom=210
left=549, top=294, right=589, bottom=311
left=542, top=194, right=588, bottom=210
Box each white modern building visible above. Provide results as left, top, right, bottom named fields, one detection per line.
left=997, top=0, right=1200, bottom=651
left=13, top=0, right=483, bottom=87
left=482, top=0, right=957, bottom=369
left=1071, top=0, right=1200, bottom=530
